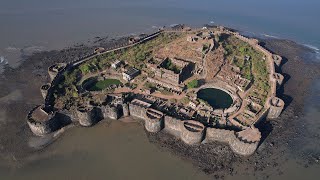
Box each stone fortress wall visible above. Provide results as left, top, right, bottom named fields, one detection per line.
left=127, top=99, right=260, bottom=156
left=27, top=105, right=59, bottom=136
left=27, top=26, right=286, bottom=157
left=218, top=26, right=285, bottom=124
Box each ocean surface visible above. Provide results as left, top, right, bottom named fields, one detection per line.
left=0, top=0, right=319, bottom=72
left=0, top=0, right=319, bottom=179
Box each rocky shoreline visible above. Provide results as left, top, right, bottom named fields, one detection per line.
left=0, top=34, right=319, bottom=179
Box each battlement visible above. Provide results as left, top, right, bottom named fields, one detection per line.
left=40, top=83, right=51, bottom=99
left=267, top=97, right=285, bottom=119
left=48, top=63, right=66, bottom=81
left=27, top=105, right=58, bottom=136
left=272, top=54, right=282, bottom=67
left=272, top=73, right=284, bottom=89
left=181, top=120, right=205, bottom=145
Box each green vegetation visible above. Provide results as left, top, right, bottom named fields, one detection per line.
left=222, top=34, right=270, bottom=105
left=87, top=79, right=122, bottom=91
left=144, top=82, right=157, bottom=89
left=162, top=58, right=181, bottom=74
left=118, top=33, right=180, bottom=69
left=187, top=79, right=199, bottom=89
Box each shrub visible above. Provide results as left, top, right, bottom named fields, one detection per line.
left=187, top=79, right=199, bottom=89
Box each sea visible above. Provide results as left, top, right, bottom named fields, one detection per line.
left=0, top=0, right=319, bottom=179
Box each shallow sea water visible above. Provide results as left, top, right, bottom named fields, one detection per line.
left=0, top=121, right=211, bottom=180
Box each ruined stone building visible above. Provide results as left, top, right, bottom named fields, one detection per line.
left=149, top=57, right=193, bottom=85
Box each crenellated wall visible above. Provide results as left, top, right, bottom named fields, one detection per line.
left=205, top=127, right=260, bottom=156
left=164, top=116, right=184, bottom=133
left=129, top=103, right=148, bottom=120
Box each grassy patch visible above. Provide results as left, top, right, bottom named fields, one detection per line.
left=187, top=79, right=199, bottom=89
left=222, top=34, right=269, bottom=105
left=88, top=79, right=122, bottom=91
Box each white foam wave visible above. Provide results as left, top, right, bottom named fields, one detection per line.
left=209, top=21, right=215, bottom=24
left=262, top=33, right=279, bottom=39
left=5, top=46, right=20, bottom=52
left=303, top=44, right=320, bottom=52
left=0, top=56, right=8, bottom=64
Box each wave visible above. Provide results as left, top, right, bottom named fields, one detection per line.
left=303, top=44, right=320, bottom=52
left=261, top=33, right=279, bottom=39
left=209, top=21, right=215, bottom=24
left=0, top=56, right=8, bottom=65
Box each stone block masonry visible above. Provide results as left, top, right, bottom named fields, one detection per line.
left=76, top=107, right=96, bottom=127
left=205, top=127, right=260, bottom=156
left=27, top=105, right=59, bottom=136
left=267, top=97, right=285, bottom=119
left=180, top=120, right=205, bottom=145
left=144, top=108, right=164, bottom=133
left=101, top=105, right=119, bottom=120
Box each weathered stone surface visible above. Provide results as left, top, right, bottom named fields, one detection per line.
left=76, top=107, right=95, bottom=127
left=145, top=108, right=164, bottom=133
left=180, top=120, right=205, bottom=145
left=268, top=97, right=284, bottom=119
left=101, top=105, right=119, bottom=120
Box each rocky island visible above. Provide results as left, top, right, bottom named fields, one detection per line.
left=27, top=25, right=285, bottom=156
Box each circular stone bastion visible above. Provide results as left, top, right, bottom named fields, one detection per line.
left=181, top=120, right=205, bottom=145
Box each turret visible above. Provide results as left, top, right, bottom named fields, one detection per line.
left=267, top=97, right=285, bottom=119
left=145, top=108, right=164, bottom=133
left=180, top=120, right=205, bottom=145
left=40, top=83, right=51, bottom=99
left=76, top=107, right=95, bottom=127
left=229, top=126, right=261, bottom=156
left=48, top=63, right=66, bottom=81
left=272, top=54, right=282, bottom=67
left=272, top=73, right=284, bottom=89
left=27, top=105, right=58, bottom=136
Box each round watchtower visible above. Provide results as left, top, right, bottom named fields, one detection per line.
left=229, top=126, right=261, bottom=156
left=76, top=107, right=95, bottom=127
left=145, top=108, right=164, bottom=133
left=180, top=120, right=205, bottom=145
left=272, top=73, right=284, bottom=89
left=267, top=97, right=285, bottom=119
left=27, top=105, right=58, bottom=136
left=40, top=83, right=51, bottom=99
left=272, top=54, right=282, bottom=67
left=48, top=63, right=66, bottom=81
left=94, top=47, right=105, bottom=54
